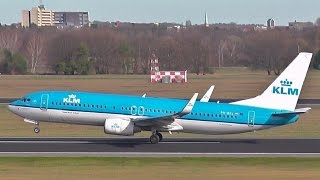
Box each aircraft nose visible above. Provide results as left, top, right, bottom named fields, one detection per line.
left=8, top=104, right=17, bottom=113
left=8, top=104, right=20, bottom=116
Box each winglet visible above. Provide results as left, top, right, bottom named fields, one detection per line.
left=142, top=94, right=147, bottom=98
left=200, top=85, right=215, bottom=102
left=178, top=93, right=198, bottom=117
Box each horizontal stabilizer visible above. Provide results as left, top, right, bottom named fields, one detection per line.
left=272, top=107, right=311, bottom=116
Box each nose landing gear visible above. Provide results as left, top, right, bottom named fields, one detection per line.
left=34, top=127, right=40, bottom=133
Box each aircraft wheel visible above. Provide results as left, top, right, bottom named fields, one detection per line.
left=156, top=132, right=163, bottom=142
left=34, top=127, right=40, bottom=134
left=150, top=134, right=160, bottom=144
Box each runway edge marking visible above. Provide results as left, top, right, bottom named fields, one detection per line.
left=0, top=152, right=320, bottom=157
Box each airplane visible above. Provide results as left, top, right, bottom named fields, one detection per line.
left=8, top=52, right=312, bottom=144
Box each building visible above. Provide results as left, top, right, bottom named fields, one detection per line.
left=289, top=20, right=314, bottom=31
left=35, top=6, right=54, bottom=26
left=54, top=12, right=89, bottom=28
left=21, top=4, right=89, bottom=28
left=22, top=5, right=54, bottom=27
left=267, top=18, right=275, bottom=29
left=21, top=10, right=30, bottom=27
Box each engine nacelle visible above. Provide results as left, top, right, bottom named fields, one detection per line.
left=104, top=118, right=140, bottom=136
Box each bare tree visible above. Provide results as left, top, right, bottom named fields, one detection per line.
left=26, top=31, right=46, bottom=74
left=0, top=28, right=21, bottom=52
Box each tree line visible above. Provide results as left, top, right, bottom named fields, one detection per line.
left=0, top=25, right=320, bottom=75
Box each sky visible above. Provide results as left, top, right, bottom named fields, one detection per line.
left=0, top=0, right=319, bottom=25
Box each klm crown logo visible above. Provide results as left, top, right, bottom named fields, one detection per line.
left=272, top=79, right=299, bottom=96
left=68, top=94, right=77, bottom=99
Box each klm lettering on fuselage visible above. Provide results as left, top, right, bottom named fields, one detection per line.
left=63, top=94, right=81, bottom=104
left=272, top=79, right=299, bottom=96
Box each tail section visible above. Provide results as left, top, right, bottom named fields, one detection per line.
left=232, top=52, right=312, bottom=111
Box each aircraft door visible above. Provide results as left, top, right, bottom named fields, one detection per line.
left=138, top=106, right=145, bottom=116
left=131, top=106, right=137, bottom=115
left=248, top=111, right=255, bottom=127
left=40, top=94, right=49, bottom=111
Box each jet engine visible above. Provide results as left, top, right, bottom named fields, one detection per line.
left=104, top=118, right=140, bottom=136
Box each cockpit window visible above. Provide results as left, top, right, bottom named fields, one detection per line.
left=21, top=97, right=31, bottom=102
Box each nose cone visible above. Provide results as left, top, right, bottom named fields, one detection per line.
left=8, top=104, right=18, bottom=114
left=8, top=100, right=21, bottom=116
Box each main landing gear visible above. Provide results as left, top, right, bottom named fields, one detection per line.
left=150, top=131, right=163, bottom=144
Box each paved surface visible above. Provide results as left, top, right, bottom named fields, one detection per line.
left=0, top=138, right=320, bottom=157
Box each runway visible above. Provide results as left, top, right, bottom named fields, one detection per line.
left=0, top=138, right=320, bottom=157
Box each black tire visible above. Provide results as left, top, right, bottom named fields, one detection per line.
left=157, top=132, right=163, bottom=142
left=34, top=127, right=40, bottom=134
left=150, top=134, right=160, bottom=144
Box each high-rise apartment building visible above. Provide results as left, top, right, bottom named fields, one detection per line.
left=21, top=10, right=30, bottom=27
left=21, top=4, right=88, bottom=28
left=54, top=12, right=89, bottom=28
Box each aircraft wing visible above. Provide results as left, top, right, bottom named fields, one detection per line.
left=200, top=85, right=215, bottom=102
left=132, top=93, right=199, bottom=128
